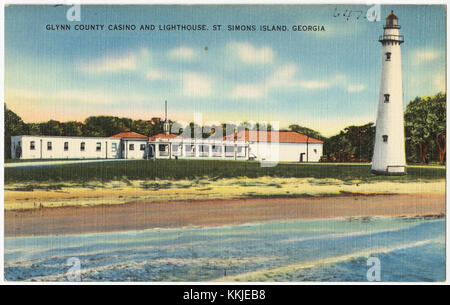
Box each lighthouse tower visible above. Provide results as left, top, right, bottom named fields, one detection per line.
left=371, top=11, right=406, bottom=175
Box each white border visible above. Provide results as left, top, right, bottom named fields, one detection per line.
left=0, top=0, right=448, bottom=286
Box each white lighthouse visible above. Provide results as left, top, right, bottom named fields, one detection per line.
left=371, top=11, right=406, bottom=175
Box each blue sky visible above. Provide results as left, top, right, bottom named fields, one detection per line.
left=5, top=5, right=446, bottom=136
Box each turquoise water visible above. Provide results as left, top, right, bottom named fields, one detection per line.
left=4, top=217, right=445, bottom=282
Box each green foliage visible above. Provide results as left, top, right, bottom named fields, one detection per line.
left=61, top=121, right=84, bottom=136
left=405, top=92, right=446, bottom=163
left=288, top=124, right=326, bottom=141
left=4, top=105, right=28, bottom=158
left=323, top=92, right=446, bottom=164
left=39, top=120, right=63, bottom=136
left=323, top=123, right=375, bottom=161
left=84, top=116, right=132, bottom=136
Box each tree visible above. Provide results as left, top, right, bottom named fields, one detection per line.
left=404, top=92, right=446, bottom=164
left=288, top=124, right=326, bottom=141
left=61, top=121, right=83, bottom=136
left=84, top=116, right=132, bottom=136
left=322, top=123, right=375, bottom=162
left=4, top=105, right=28, bottom=158
left=429, top=92, right=446, bottom=163
left=39, top=120, right=63, bottom=136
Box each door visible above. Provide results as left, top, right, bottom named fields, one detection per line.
left=148, top=144, right=155, bottom=158
left=299, top=153, right=305, bottom=162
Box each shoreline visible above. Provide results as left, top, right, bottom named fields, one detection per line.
left=5, top=193, right=445, bottom=237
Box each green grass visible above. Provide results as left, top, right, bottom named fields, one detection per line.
left=3, top=159, right=446, bottom=183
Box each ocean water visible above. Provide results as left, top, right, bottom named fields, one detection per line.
left=4, top=217, right=445, bottom=282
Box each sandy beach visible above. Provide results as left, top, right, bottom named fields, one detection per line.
left=5, top=193, right=445, bottom=237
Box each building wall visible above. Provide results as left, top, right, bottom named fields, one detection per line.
left=120, top=139, right=149, bottom=159
left=11, top=136, right=121, bottom=159
left=249, top=142, right=322, bottom=162
left=11, top=135, right=323, bottom=162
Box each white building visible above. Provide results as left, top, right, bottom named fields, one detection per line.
left=11, top=130, right=323, bottom=162
left=371, top=11, right=407, bottom=175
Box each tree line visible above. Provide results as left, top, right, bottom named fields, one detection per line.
left=4, top=92, right=446, bottom=163
left=321, top=92, right=446, bottom=164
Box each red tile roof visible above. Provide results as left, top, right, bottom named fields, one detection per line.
left=110, top=131, right=148, bottom=139
left=223, top=130, right=323, bottom=144
left=148, top=133, right=180, bottom=141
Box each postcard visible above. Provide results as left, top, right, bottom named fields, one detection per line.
left=2, top=2, right=447, bottom=286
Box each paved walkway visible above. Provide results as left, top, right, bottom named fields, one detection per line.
left=5, top=158, right=129, bottom=168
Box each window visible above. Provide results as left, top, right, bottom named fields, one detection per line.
left=80, top=142, right=85, bottom=151
left=225, top=146, right=234, bottom=153
left=184, top=144, right=195, bottom=156
left=129, top=144, right=134, bottom=151
left=96, top=142, right=101, bottom=151
left=111, top=143, right=117, bottom=152
left=382, top=135, right=388, bottom=143
left=159, top=144, right=169, bottom=156
left=64, top=142, right=69, bottom=151
left=47, top=141, right=52, bottom=151
left=385, top=52, right=391, bottom=61
left=384, top=94, right=390, bottom=103
left=140, top=144, right=146, bottom=151
left=30, top=141, right=35, bottom=150
left=314, top=149, right=317, bottom=154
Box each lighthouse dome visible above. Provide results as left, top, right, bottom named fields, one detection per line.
left=386, top=10, right=398, bottom=20
left=385, top=10, right=399, bottom=27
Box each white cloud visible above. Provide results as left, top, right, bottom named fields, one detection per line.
left=229, top=84, right=266, bottom=99
left=7, top=88, right=156, bottom=106
left=6, top=88, right=43, bottom=100
left=267, top=64, right=299, bottom=88
left=433, top=74, right=446, bottom=92
left=268, top=65, right=350, bottom=91
left=298, top=80, right=331, bottom=89
left=54, top=90, right=112, bottom=104
left=146, top=69, right=174, bottom=81
left=298, top=74, right=347, bottom=90
left=146, top=70, right=164, bottom=80
left=229, top=65, right=357, bottom=99
left=412, top=49, right=440, bottom=65
left=182, top=73, right=212, bottom=98
left=228, top=42, right=274, bottom=64
left=78, top=48, right=149, bottom=73
left=169, top=46, right=196, bottom=60
left=347, top=84, right=367, bottom=93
